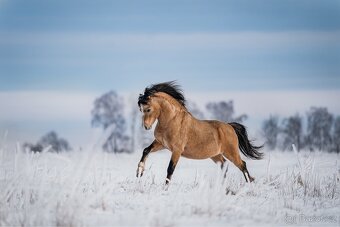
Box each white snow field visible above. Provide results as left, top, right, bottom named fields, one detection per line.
left=0, top=143, right=339, bottom=226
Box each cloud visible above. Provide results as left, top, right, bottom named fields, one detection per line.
left=1, top=90, right=339, bottom=123
left=0, top=91, right=96, bottom=121
left=0, top=89, right=339, bottom=143
left=187, top=90, right=340, bottom=118
left=1, top=31, right=339, bottom=52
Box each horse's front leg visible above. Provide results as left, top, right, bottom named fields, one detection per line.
left=165, top=151, right=181, bottom=184
left=136, top=140, right=164, bottom=177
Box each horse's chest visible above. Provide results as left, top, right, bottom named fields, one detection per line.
left=154, top=127, right=183, bottom=151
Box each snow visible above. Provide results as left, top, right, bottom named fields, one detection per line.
left=0, top=142, right=339, bottom=226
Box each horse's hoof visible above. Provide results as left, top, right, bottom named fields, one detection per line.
left=163, top=179, right=171, bottom=190
left=249, top=176, right=255, bottom=183
left=136, top=162, right=145, bottom=177
left=136, top=167, right=144, bottom=177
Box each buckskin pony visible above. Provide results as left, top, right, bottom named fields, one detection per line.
left=136, top=81, right=263, bottom=184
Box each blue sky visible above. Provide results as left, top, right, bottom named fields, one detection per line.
left=0, top=0, right=339, bottom=92
left=0, top=0, right=339, bottom=146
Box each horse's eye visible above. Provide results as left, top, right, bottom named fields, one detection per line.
left=147, top=109, right=151, bottom=113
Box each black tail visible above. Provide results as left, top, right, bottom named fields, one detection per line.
left=229, top=122, right=264, bottom=160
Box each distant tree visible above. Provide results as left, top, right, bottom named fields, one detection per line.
left=281, top=114, right=303, bottom=152
left=332, top=116, right=340, bottom=153
left=91, top=91, right=129, bottom=153
left=103, top=134, right=131, bottom=153
left=130, top=104, right=139, bottom=152
left=39, top=131, right=71, bottom=152
left=262, top=115, right=280, bottom=150
left=137, top=120, right=154, bottom=149
left=24, top=131, right=71, bottom=153
left=130, top=103, right=154, bottom=150
left=306, top=107, right=333, bottom=151
left=23, top=143, right=43, bottom=153
left=206, top=100, right=247, bottom=123
left=187, top=100, right=205, bottom=119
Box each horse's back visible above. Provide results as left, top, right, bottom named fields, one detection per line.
left=181, top=118, right=237, bottom=159
left=198, top=119, right=235, bottom=134
left=197, top=119, right=239, bottom=148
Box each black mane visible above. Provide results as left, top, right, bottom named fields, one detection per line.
left=138, top=81, right=186, bottom=107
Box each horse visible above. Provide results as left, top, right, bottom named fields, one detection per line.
left=136, top=81, right=263, bottom=184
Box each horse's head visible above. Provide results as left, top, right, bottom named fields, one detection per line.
left=138, top=81, right=186, bottom=130
left=138, top=93, right=161, bottom=130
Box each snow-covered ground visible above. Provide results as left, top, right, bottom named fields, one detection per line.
left=0, top=143, right=339, bottom=226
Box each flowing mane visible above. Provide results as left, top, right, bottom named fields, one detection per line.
left=138, top=81, right=186, bottom=107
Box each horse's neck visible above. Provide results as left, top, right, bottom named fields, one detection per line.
left=157, top=98, right=184, bottom=126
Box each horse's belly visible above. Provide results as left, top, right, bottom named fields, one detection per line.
left=181, top=133, right=221, bottom=159
left=181, top=148, right=220, bottom=160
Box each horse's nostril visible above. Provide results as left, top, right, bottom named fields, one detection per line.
left=144, top=126, right=147, bottom=130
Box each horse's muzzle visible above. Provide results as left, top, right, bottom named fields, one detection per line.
left=144, top=126, right=152, bottom=130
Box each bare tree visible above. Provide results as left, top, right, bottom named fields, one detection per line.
left=187, top=100, right=205, bottom=119
left=306, top=107, right=333, bottom=151
left=23, top=143, right=44, bottom=153
left=206, top=100, right=247, bottom=123
left=137, top=120, right=154, bottom=149
left=24, top=131, right=71, bottom=153
left=262, top=115, right=280, bottom=150
left=91, top=91, right=129, bottom=153
left=130, top=105, right=139, bottom=152
left=332, top=116, right=340, bottom=153
left=39, top=131, right=71, bottom=152
left=281, top=114, right=303, bottom=152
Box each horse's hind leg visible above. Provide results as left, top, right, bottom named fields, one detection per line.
left=211, top=154, right=226, bottom=168
left=223, top=148, right=255, bottom=183
left=241, top=160, right=254, bottom=183
left=211, top=154, right=228, bottom=177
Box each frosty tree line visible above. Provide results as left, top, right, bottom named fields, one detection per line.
left=24, top=90, right=340, bottom=153
left=262, top=108, right=340, bottom=153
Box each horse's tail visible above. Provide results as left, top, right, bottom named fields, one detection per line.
left=229, top=122, right=264, bottom=160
